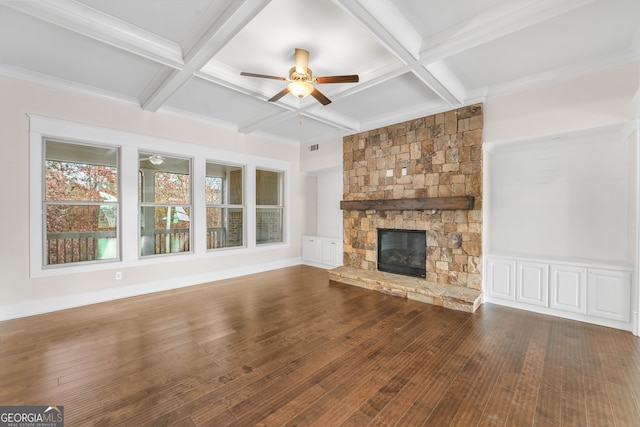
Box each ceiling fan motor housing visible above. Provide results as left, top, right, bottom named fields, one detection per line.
left=289, top=66, right=313, bottom=83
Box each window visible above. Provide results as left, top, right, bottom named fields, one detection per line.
left=138, top=152, right=191, bottom=256
left=31, top=116, right=292, bottom=277
left=206, top=162, right=244, bottom=249
left=44, top=139, right=119, bottom=266
left=256, top=169, right=284, bottom=244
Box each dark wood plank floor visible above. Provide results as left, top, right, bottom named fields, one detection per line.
left=1, top=265, right=639, bottom=426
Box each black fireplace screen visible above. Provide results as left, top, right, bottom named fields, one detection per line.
left=377, top=229, right=426, bottom=278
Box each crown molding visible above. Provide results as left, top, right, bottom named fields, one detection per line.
left=0, top=64, right=139, bottom=106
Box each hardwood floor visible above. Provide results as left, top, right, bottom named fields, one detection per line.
left=1, top=265, right=639, bottom=426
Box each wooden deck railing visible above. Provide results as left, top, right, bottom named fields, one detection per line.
left=47, top=227, right=234, bottom=264
left=46, top=231, right=117, bottom=265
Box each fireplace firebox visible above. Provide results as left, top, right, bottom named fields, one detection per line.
left=377, top=229, right=426, bottom=278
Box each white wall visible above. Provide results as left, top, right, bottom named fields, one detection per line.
left=487, top=124, right=633, bottom=264
left=0, top=76, right=307, bottom=320
left=302, top=175, right=318, bottom=236
left=484, top=63, right=639, bottom=142
left=484, top=62, right=639, bottom=266
left=300, top=136, right=343, bottom=172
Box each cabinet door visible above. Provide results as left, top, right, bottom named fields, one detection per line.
left=516, top=261, right=548, bottom=307
left=487, top=258, right=516, bottom=301
left=550, top=265, right=586, bottom=314
left=322, top=239, right=342, bottom=267
left=587, top=269, right=631, bottom=322
left=302, top=237, right=322, bottom=263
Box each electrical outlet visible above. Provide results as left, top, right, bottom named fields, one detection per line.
left=115, top=272, right=122, bottom=280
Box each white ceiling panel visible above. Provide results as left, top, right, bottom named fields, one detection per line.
left=165, top=76, right=279, bottom=123
left=0, top=5, right=162, bottom=98
left=0, top=0, right=637, bottom=143
left=77, top=0, right=216, bottom=45
left=445, top=0, right=640, bottom=90
left=259, top=113, right=347, bottom=143
left=329, top=73, right=443, bottom=123
left=214, top=0, right=389, bottom=78
left=392, top=0, right=508, bottom=38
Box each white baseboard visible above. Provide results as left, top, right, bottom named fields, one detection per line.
left=0, top=258, right=302, bottom=321
left=485, top=298, right=634, bottom=332
left=301, top=260, right=341, bottom=270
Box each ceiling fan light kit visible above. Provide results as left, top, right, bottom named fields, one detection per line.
left=288, top=81, right=314, bottom=98
left=148, top=154, right=164, bottom=165
left=241, top=48, right=359, bottom=105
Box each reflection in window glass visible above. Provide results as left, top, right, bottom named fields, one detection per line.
left=138, top=152, right=191, bottom=256
left=206, top=162, right=244, bottom=249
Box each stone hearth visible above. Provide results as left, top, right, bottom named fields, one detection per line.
left=331, top=104, right=484, bottom=312
left=329, top=266, right=481, bottom=313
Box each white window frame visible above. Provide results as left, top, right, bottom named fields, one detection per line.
left=29, top=115, right=290, bottom=278
left=42, top=138, right=121, bottom=267
left=255, top=168, right=286, bottom=245
left=138, top=152, right=193, bottom=257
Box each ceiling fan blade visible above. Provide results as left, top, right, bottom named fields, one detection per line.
left=240, top=72, right=286, bottom=81
left=268, top=87, right=290, bottom=102
left=316, top=75, right=359, bottom=84
left=310, top=87, right=331, bottom=105
left=294, top=48, right=309, bottom=74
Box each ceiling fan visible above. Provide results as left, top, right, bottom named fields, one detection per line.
left=240, top=48, right=359, bottom=105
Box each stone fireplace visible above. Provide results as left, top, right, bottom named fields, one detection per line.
left=329, top=104, right=483, bottom=312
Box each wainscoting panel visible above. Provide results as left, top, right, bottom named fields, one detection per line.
left=588, top=268, right=631, bottom=322
left=485, top=255, right=632, bottom=331
left=516, top=261, right=548, bottom=307
left=550, top=265, right=587, bottom=314
left=487, top=258, right=516, bottom=301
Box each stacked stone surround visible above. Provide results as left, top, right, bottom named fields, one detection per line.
left=341, top=104, right=483, bottom=291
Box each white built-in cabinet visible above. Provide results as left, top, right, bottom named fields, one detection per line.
left=302, top=237, right=322, bottom=264
left=302, top=236, right=342, bottom=268
left=485, top=255, right=632, bottom=331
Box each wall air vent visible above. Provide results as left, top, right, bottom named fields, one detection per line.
left=309, top=144, right=319, bottom=151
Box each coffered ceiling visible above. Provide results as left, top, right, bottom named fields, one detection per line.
left=1, top=0, right=639, bottom=144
